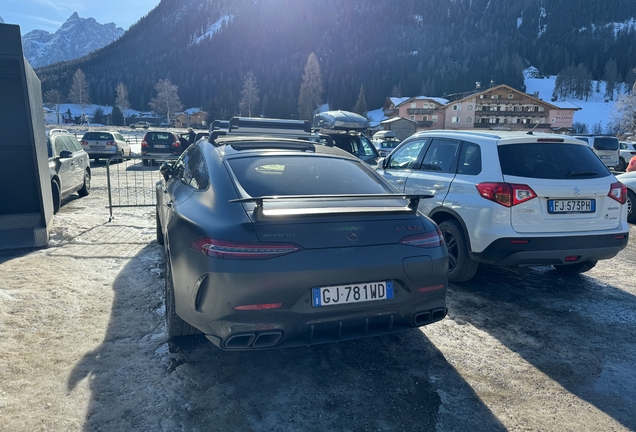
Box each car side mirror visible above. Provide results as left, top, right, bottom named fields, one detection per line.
left=59, top=150, right=73, bottom=159
left=159, top=162, right=174, bottom=181
left=377, top=157, right=387, bottom=170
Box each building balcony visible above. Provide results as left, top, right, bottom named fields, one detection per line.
left=476, top=109, right=545, bottom=117
left=407, top=108, right=436, bottom=115
left=417, top=120, right=433, bottom=127
left=383, top=109, right=399, bottom=117
left=474, top=122, right=551, bottom=129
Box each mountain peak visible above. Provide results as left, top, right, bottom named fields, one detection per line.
left=67, top=12, right=80, bottom=21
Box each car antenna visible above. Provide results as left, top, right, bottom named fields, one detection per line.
left=526, top=118, right=544, bottom=135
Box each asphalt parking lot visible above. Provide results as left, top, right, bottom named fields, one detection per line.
left=0, top=161, right=634, bottom=431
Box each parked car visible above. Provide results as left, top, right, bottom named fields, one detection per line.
left=313, top=110, right=381, bottom=165
left=616, top=171, right=636, bottom=222
left=155, top=120, right=448, bottom=350
left=80, top=131, right=131, bottom=162
left=47, top=131, right=91, bottom=213
left=377, top=130, right=629, bottom=282
left=130, top=121, right=150, bottom=129
left=373, top=137, right=402, bottom=157
left=617, top=141, right=636, bottom=171
left=141, top=131, right=184, bottom=165
left=572, top=134, right=620, bottom=169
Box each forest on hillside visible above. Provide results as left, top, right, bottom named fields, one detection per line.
left=35, top=0, right=636, bottom=119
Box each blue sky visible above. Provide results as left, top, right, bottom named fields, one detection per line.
left=1, top=0, right=160, bottom=34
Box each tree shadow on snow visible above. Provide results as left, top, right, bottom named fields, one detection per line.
left=67, top=243, right=504, bottom=432
left=449, top=263, right=636, bottom=430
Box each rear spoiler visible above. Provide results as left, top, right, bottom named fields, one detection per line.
left=229, top=194, right=433, bottom=218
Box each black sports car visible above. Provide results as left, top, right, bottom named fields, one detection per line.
left=156, top=118, right=448, bottom=350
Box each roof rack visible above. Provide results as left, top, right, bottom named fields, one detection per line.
left=210, top=116, right=316, bottom=146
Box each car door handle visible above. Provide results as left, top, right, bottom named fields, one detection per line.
left=433, top=183, right=446, bottom=190
left=396, top=179, right=404, bottom=184
left=165, top=201, right=173, bottom=208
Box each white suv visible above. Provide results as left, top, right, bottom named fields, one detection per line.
left=377, top=130, right=630, bottom=282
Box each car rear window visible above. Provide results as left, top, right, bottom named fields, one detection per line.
left=83, top=132, right=113, bottom=140
left=228, top=156, right=389, bottom=197
left=146, top=132, right=174, bottom=142
left=592, top=137, right=619, bottom=151
left=498, top=143, right=610, bottom=179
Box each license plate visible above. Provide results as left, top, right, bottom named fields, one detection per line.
left=91, top=146, right=105, bottom=150
left=548, top=199, right=595, bottom=214
left=312, top=281, right=393, bottom=307
left=153, top=144, right=167, bottom=148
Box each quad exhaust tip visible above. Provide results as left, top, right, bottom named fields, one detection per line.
left=413, top=308, right=447, bottom=326
left=224, top=331, right=283, bottom=349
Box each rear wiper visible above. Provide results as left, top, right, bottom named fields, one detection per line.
left=566, top=170, right=598, bottom=177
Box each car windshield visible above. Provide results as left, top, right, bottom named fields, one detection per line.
left=83, top=132, right=113, bottom=140
left=498, top=143, right=610, bottom=179
left=228, top=155, right=390, bottom=197
left=146, top=132, right=174, bottom=142
left=380, top=140, right=400, bottom=149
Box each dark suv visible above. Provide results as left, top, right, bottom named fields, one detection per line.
left=47, top=131, right=91, bottom=213
left=313, top=110, right=380, bottom=165
left=141, top=131, right=186, bottom=165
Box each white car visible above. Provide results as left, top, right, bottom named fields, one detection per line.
left=80, top=131, right=132, bottom=162
left=377, top=130, right=630, bottom=282
left=615, top=171, right=636, bottom=222
left=618, top=141, right=636, bottom=171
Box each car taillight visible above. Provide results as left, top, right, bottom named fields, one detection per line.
left=400, top=227, right=444, bottom=248
left=80, top=140, right=88, bottom=146
left=189, top=237, right=302, bottom=260
left=608, top=181, right=627, bottom=204
left=476, top=182, right=537, bottom=207
left=106, top=141, right=115, bottom=146
left=141, top=140, right=148, bottom=147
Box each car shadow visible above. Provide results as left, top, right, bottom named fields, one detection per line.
left=67, top=243, right=504, bottom=431
left=450, top=262, right=636, bottom=430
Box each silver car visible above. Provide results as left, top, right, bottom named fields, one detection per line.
left=156, top=118, right=448, bottom=351
left=47, top=131, right=91, bottom=213
left=80, top=131, right=131, bottom=162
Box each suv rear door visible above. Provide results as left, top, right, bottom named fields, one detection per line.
left=404, top=138, right=461, bottom=215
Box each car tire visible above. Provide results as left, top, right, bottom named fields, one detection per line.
left=627, top=189, right=636, bottom=223
left=616, top=157, right=627, bottom=171
left=552, top=260, right=597, bottom=274
left=78, top=169, right=90, bottom=197
left=156, top=208, right=164, bottom=245
left=439, top=220, right=479, bottom=283
left=51, top=180, right=61, bottom=214
left=165, top=256, right=200, bottom=339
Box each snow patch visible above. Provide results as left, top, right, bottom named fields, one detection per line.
left=192, top=14, right=233, bottom=45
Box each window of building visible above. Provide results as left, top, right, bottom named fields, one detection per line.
left=432, top=115, right=438, bottom=122
left=508, top=94, right=514, bottom=99
left=467, top=104, right=473, bottom=111
left=410, top=102, right=417, bottom=108
left=410, top=115, right=415, bottom=121
left=453, top=104, right=461, bottom=111
left=466, top=117, right=473, bottom=123
left=452, top=116, right=460, bottom=123
left=422, top=115, right=428, bottom=121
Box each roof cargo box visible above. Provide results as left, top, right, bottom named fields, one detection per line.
left=313, top=110, right=369, bottom=131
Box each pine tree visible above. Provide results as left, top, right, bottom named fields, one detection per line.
left=353, top=85, right=368, bottom=115
left=298, top=53, right=323, bottom=121
left=603, top=59, right=619, bottom=101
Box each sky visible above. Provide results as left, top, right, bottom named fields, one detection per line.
left=1, top=0, right=160, bottom=34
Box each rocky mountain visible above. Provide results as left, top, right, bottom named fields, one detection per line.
left=36, top=0, right=636, bottom=119
left=0, top=16, right=4, bottom=24
left=22, top=12, right=124, bottom=68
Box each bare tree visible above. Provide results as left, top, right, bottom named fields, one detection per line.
left=148, top=79, right=183, bottom=125
left=611, top=86, right=636, bottom=135
left=43, top=89, right=62, bottom=124
left=68, top=69, right=90, bottom=124
left=115, top=82, right=130, bottom=126
left=298, top=53, right=323, bottom=121
left=239, top=71, right=260, bottom=117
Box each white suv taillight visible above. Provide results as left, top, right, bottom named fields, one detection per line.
left=608, top=181, right=627, bottom=204
left=476, top=182, right=537, bottom=207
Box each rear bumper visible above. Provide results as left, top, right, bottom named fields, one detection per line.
left=472, top=232, right=629, bottom=266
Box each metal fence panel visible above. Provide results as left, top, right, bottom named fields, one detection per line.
left=105, top=155, right=177, bottom=221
